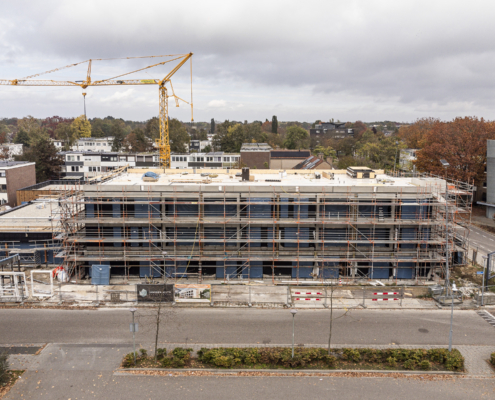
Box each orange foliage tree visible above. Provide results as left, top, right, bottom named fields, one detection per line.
left=414, top=117, right=495, bottom=184
left=398, top=117, right=439, bottom=149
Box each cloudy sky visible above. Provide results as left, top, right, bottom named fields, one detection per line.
left=1, top=0, right=494, bottom=123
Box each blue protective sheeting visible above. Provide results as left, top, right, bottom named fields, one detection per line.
left=371, top=268, right=390, bottom=279
left=319, top=261, right=339, bottom=278
left=250, top=261, right=263, bottom=278
left=85, top=200, right=94, bottom=218
left=139, top=261, right=161, bottom=278
left=247, top=198, right=271, bottom=218
left=292, top=261, right=313, bottom=278
left=91, top=265, right=111, bottom=285
left=143, top=171, right=159, bottom=179
left=396, top=267, right=414, bottom=279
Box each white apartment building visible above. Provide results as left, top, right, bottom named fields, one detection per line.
left=170, top=152, right=240, bottom=169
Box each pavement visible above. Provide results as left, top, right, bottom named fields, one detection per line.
left=4, top=342, right=495, bottom=400
left=2, top=308, right=495, bottom=399
left=2, top=308, right=495, bottom=346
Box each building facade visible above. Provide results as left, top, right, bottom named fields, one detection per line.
left=0, top=161, right=36, bottom=207
left=58, top=167, right=473, bottom=284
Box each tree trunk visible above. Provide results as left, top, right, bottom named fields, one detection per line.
left=154, top=300, right=161, bottom=361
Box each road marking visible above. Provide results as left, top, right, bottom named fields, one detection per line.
left=483, top=235, right=487, bottom=238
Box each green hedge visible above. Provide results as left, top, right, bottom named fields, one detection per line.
left=122, top=346, right=464, bottom=372
left=491, top=352, right=495, bottom=367
left=197, top=347, right=464, bottom=371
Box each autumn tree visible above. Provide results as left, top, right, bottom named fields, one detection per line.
left=71, top=115, right=92, bottom=138
left=41, top=116, right=73, bottom=138
left=398, top=117, right=439, bottom=149
left=415, top=117, right=495, bottom=185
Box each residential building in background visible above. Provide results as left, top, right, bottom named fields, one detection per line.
left=189, top=139, right=211, bottom=153
left=269, top=150, right=311, bottom=169
left=240, top=143, right=272, bottom=169
left=0, top=161, right=36, bottom=207
left=0, top=143, right=23, bottom=160
left=292, top=155, right=332, bottom=170
left=60, top=152, right=158, bottom=179
left=73, top=137, right=114, bottom=152
left=171, top=152, right=240, bottom=169
left=309, top=122, right=354, bottom=139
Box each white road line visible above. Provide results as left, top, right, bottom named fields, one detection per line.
left=483, top=235, right=487, bottom=238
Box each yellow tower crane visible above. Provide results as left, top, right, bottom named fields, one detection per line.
left=0, top=53, right=194, bottom=168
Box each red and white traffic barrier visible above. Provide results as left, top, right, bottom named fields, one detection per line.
left=294, top=298, right=322, bottom=301
left=373, top=292, right=399, bottom=295
left=294, top=292, right=323, bottom=295
left=371, top=298, right=399, bottom=301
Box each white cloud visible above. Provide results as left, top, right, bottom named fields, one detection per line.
left=2, top=0, right=495, bottom=122
left=207, top=100, right=227, bottom=108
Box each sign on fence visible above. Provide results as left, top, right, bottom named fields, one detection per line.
left=175, top=284, right=211, bottom=303
left=136, top=284, right=174, bottom=302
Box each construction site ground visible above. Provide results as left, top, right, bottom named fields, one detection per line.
left=15, top=277, right=484, bottom=309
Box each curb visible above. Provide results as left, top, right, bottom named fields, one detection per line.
left=115, top=367, right=464, bottom=376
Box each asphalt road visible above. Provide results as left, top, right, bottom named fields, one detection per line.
left=467, top=224, right=495, bottom=255
left=1, top=308, right=495, bottom=346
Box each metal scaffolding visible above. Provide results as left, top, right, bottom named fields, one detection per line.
left=55, top=169, right=474, bottom=285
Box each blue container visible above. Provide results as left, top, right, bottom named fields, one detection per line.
left=91, top=265, right=111, bottom=285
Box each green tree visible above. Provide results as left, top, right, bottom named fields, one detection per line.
left=144, top=117, right=160, bottom=141
left=111, top=120, right=127, bottom=152
left=14, top=129, right=31, bottom=148
left=271, top=115, right=278, bottom=134
left=284, top=126, right=309, bottom=149
left=54, top=122, right=77, bottom=150
left=203, top=144, right=212, bottom=153
left=169, top=118, right=190, bottom=153
left=314, top=145, right=337, bottom=160
left=71, top=115, right=92, bottom=138
left=15, top=134, right=63, bottom=181
left=210, top=118, right=215, bottom=134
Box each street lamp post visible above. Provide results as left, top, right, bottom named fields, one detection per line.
left=129, top=308, right=137, bottom=365
left=290, top=309, right=297, bottom=358
left=440, top=159, right=450, bottom=294
left=448, top=283, right=457, bottom=352
left=440, top=159, right=456, bottom=352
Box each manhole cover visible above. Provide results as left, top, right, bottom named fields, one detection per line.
left=418, top=328, right=429, bottom=333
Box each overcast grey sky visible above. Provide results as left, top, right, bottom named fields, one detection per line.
left=1, top=0, right=494, bottom=122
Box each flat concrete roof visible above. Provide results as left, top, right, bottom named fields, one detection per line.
left=101, top=169, right=429, bottom=188
left=0, top=201, right=58, bottom=229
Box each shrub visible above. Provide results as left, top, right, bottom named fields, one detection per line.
left=156, top=348, right=167, bottom=360
left=342, top=348, right=361, bottom=363
left=172, top=347, right=193, bottom=361
left=122, top=352, right=138, bottom=368
left=0, top=352, right=9, bottom=386
left=160, top=357, right=173, bottom=368
left=427, top=348, right=448, bottom=363
left=403, top=359, right=416, bottom=370
left=139, top=349, right=148, bottom=357
left=387, top=356, right=397, bottom=367
left=444, top=349, right=464, bottom=371
left=491, top=352, right=495, bottom=367
left=419, top=360, right=432, bottom=371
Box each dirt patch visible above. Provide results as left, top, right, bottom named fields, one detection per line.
left=0, top=370, right=23, bottom=399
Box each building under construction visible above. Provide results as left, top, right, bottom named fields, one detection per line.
left=22, top=167, right=475, bottom=284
